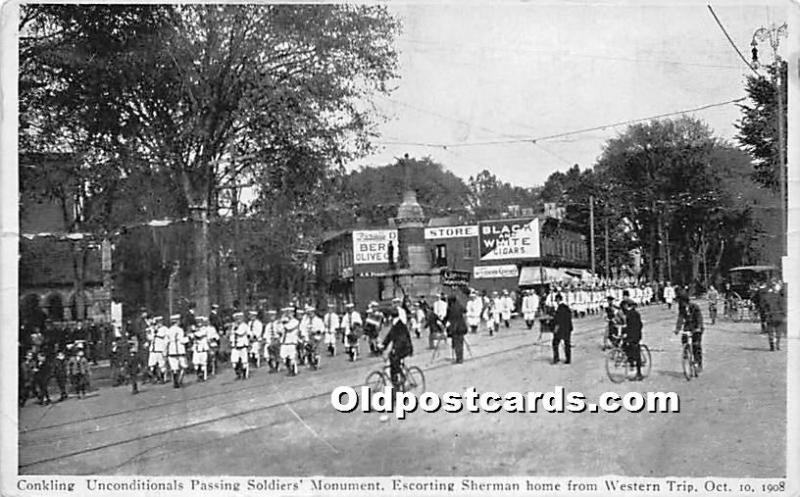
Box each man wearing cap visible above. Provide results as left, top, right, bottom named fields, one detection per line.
left=364, top=301, right=383, bottom=356
left=433, top=293, right=448, bottom=329
left=621, top=298, right=644, bottom=381
left=522, top=289, right=540, bottom=330
left=552, top=293, right=574, bottom=365
left=192, top=317, right=210, bottom=381
left=231, top=312, right=250, bottom=379
left=490, top=291, right=503, bottom=335
left=445, top=294, right=468, bottom=364
left=391, top=297, right=408, bottom=326
left=322, top=303, right=340, bottom=356
left=466, top=291, right=482, bottom=334
left=165, top=315, right=188, bottom=388
left=381, top=307, right=413, bottom=389
left=264, top=309, right=282, bottom=371
left=147, top=316, right=168, bottom=383
left=280, top=309, right=301, bottom=375
left=248, top=310, right=264, bottom=369
left=205, top=314, right=220, bottom=376
left=342, top=303, right=363, bottom=360
left=674, top=291, right=704, bottom=370
left=209, top=304, right=222, bottom=331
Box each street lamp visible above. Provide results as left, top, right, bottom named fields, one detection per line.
left=751, top=22, right=788, bottom=267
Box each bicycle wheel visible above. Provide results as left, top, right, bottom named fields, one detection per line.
left=682, top=344, right=694, bottom=381
left=605, top=348, right=628, bottom=383
left=639, top=344, right=652, bottom=378
left=405, top=366, right=426, bottom=394
left=365, top=371, right=387, bottom=392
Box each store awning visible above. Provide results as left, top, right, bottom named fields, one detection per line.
left=519, top=266, right=571, bottom=286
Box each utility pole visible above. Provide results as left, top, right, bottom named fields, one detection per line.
left=604, top=217, right=610, bottom=279
left=751, top=22, right=788, bottom=267
left=589, top=195, right=596, bottom=274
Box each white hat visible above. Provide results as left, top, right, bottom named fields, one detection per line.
left=170, top=314, right=181, bottom=321
left=233, top=311, right=244, bottom=319
left=392, top=297, right=402, bottom=303
left=345, top=302, right=355, bottom=308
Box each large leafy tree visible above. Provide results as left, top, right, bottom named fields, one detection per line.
left=736, top=60, right=788, bottom=192
left=593, top=117, right=758, bottom=286
left=20, top=4, right=399, bottom=314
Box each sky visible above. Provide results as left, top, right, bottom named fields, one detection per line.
left=348, top=0, right=791, bottom=188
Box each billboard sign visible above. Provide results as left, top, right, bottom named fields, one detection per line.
left=441, top=269, right=471, bottom=287
left=478, top=218, right=540, bottom=261
left=424, top=225, right=478, bottom=240
left=473, top=264, right=519, bottom=279
left=352, top=230, right=398, bottom=265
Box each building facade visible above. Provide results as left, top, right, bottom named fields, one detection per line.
left=316, top=193, right=590, bottom=310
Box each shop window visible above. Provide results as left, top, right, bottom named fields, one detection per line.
left=435, top=244, right=447, bottom=267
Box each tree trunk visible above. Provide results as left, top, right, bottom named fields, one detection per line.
left=181, top=170, right=211, bottom=316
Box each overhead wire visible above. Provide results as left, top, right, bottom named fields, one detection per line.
left=706, top=4, right=760, bottom=76
left=376, top=96, right=746, bottom=150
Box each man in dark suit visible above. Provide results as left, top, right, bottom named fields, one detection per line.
left=445, top=295, right=468, bottom=364
left=621, top=298, right=644, bottom=380
left=552, top=294, right=573, bottom=364
left=382, top=308, right=413, bottom=390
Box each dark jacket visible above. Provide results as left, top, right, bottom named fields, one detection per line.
left=676, top=302, right=704, bottom=333
left=445, top=299, right=467, bottom=336
left=382, top=319, right=413, bottom=358
left=554, top=302, right=573, bottom=336
left=623, top=308, right=642, bottom=342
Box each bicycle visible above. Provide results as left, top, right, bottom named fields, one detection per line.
left=365, top=357, right=425, bottom=394
left=604, top=327, right=651, bottom=383
left=679, top=330, right=700, bottom=380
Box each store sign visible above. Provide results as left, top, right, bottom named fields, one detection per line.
left=424, top=225, right=478, bottom=240
left=441, top=269, right=471, bottom=287
left=352, top=230, right=397, bottom=265
left=478, top=218, right=540, bottom=260
left=473, top=264, right=519, bottom=279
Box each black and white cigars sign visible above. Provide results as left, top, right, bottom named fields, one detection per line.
left=478, top=218, right=541, bottom=260
left=424, top=225, right=478, bottom=240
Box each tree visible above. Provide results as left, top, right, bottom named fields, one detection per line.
left=340, top=157, right=473, bottom=227
left=594, top=117, right=753, bottom=286
left=467, top=170, right=541, bottom=219
left=20, top=4, right=400, bottom=314
left=735, top=60, right=788, bottom=192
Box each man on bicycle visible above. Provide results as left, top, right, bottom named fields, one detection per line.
left=674, top=291, right=705, bottom=371
left=381, top=308, right=413, bottom=390
left=621, top=298, right=644, bottom=381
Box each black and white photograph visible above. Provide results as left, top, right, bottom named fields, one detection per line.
left=3, top=0, right=798, bottom=493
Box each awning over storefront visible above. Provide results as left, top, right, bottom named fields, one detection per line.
left=518, top=266, right=571, bottom=286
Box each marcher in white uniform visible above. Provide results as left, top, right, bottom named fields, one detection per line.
left=466, top=291, right=482, bottom=334
left=522, top=289, right=540, bottom=329
left=342, top=303, right=363, bottom=360
left=230, top=312, right=250, bottom=379
left=192, top=316, right=210, bottom=381
left=322, top=303, right=340, bottom=356
left=500, top=290, right=513, bottom=327
left=165, top=314, right=188, bottom=388
left=263, top=309, right=281, bottom=371
left=248, top=310, right=264, bottom=369
left=147, top=316, right=167, bottom=383
left=281, top=310, right=301, bottom=375
left=205, top=317, right=219, bottom=376
left=664, top=283, right=676, bottom=310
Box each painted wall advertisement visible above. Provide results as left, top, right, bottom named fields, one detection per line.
left=478, top=218, right=541, bottom=261
left=352, top=230, right=398, bottom=265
